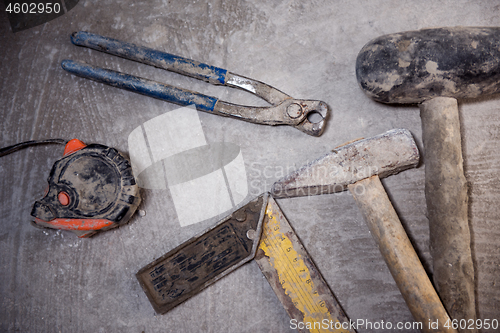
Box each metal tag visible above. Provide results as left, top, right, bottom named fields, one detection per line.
left=136, top=194, right=268, bottom=314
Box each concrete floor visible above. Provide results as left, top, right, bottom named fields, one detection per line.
left=1, top=1, right=499, bottom=332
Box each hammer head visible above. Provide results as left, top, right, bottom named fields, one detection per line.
left=356, top=27, right=500, bottom=104
left=271, top=129, right=419, bottom=198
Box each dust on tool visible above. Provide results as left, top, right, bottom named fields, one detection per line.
left=30, top=139, right=141, bottom=238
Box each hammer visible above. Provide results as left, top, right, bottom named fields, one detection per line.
left=272, top=129, right=457, bottom=332
left=355, top=27, right=497, bottom=329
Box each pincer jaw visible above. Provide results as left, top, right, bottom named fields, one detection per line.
left=293, top=100, right=330, bottom=137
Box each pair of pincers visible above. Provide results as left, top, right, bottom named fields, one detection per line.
left=61, top=31, right=329, bottom=136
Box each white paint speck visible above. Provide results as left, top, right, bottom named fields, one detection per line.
left=425, top=61, right=440, bottom=74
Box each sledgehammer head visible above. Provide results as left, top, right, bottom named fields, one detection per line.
left=356, top=27, right=500, bottom=104
left=271, top=129, right=419, bottom=198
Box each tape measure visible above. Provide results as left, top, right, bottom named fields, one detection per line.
left=136, top=194, right=355, bottom=332
left=30, top=139, right=141, bottom=238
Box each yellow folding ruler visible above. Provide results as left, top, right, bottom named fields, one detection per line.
left=137, top=193, right=355, bottom=333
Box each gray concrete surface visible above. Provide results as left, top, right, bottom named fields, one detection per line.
left=1, top=1, right=499, bottom=332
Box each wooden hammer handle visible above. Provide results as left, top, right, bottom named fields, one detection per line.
left=420, top=97, right=476, bottom=333
left=348, top=175, right=456, bottom=333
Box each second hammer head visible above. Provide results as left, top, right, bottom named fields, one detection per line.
left=271, top=129, right=419, bottom=198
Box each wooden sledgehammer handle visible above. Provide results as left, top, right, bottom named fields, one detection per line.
left=420, top=97, right=476, bottom=330
left=349, top=175, right=457, bottom=333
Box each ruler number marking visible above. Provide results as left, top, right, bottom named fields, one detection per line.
left=264, top=212, right=325, bottom=316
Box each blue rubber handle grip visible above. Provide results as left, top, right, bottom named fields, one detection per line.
left=61, top=60, right=218, bottom=113
left=70, top=31, right=228, bottom=85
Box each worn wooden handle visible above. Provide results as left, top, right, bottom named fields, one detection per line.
left=348, top=175, right=456, bottom=333
left=420, top=97, right=476, bottom=333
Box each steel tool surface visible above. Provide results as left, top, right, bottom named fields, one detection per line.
left=137, top=194, right=354, bottom=333
left=61, top=31, right=329, bottom=136
left=355, top=27, right=500, bottom=330
left=272, top=129, right=457, bottom=333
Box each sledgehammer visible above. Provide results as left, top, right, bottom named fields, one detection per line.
left=272, top=129, right=456, bottom=333
left=355, top=27, right=499, bottom=330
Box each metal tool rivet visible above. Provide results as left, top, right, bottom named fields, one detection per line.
left=246, top=229, right=257, bottom=240
left=234, top=210, right=247, bottom=222
left=286, top=103, right=303, bottom=119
